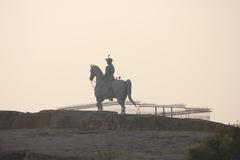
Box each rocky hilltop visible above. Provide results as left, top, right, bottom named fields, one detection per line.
left=0, top=110, right=226, bottom=131
left=0, top=110, right=229, bottom=160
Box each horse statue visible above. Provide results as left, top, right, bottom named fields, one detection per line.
left=89, top=64, right=137, bottom=114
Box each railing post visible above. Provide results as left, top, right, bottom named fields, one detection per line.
left=155, top=106, right=157, bottom=116
left=171, top=107, right=173, bottom=118
left=163, top=106, right=165, bottom=117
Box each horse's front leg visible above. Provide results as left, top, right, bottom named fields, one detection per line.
left=96, top=98, right=104, bottom=111
left=96, top=102, right=103, bottom=111
left=121, top=106, right=126, bottom=114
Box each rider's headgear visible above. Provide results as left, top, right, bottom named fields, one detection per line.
left=105, top=54, right=113, bottom=63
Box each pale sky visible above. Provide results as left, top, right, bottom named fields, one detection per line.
left=0, top=0, right=239, bottom=124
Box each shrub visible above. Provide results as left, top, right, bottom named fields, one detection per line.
left=189, top=125, right=240, bottom=160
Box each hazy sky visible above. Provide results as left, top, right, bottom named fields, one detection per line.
left=0, top=0, right=239, bottom=124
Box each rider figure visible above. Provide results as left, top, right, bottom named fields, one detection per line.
left=104, top=55, right=115, bottom=101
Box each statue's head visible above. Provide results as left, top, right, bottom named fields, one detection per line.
left=89, top=65, right=95, bottom=81
left=106, top=58, right=113, bottom=64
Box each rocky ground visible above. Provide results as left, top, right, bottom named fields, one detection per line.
left=0, top=129, right=213, bottom=160
left=0, top=110, right=227, bottom=160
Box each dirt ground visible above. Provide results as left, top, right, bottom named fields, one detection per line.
left=0, top=129, right=213, bottom=160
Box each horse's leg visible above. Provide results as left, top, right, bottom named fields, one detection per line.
left=96, top=102, right=101, bottom=111
left=121, top=102, right=126, bottom=114
left=117, top=98, right=126, bottom=114
left=96, top=98, right=104, bottom=111
left=100, top=102, right=103, bottom=111
left=122, top=104, right=126, bottom=114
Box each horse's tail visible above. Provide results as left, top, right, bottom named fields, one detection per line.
left=126, top=79, right=137, bottom=107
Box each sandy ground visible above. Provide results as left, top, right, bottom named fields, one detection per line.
left=0, top=129, right=213, bottom=160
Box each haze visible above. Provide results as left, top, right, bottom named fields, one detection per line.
left=0, top=0, right=239, bottom=124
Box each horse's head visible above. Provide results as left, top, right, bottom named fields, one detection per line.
left=89, top=64, right=103, bottom=81
left=89, top=64, right=95, bottom=81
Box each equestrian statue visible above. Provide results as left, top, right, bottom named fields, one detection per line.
left=89, top=55, right=137, bottom=114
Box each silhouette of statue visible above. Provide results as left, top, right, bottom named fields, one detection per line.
left=89, top=56, right=137, bottom=114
